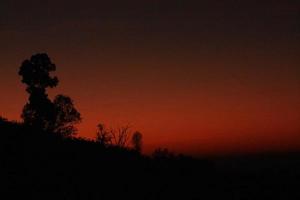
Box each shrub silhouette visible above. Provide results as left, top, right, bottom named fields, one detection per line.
left=131, top=131, right=143, bottom=153
left=95, top=123, right=143, bottom=152
left=152, top=148, right=175, bottom=160
left=96, top=123, right=112, bottom=147
left=95, top=123, right=132, bottom=148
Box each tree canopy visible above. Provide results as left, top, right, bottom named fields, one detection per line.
left=19, top=53, right=58, bottom=91
left=19, top=53, right=81, bottom=136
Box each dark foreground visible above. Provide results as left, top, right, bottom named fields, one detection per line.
left=1, top=120, right=300, bottom=200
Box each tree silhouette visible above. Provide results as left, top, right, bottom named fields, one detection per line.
left=19, top=53, right=81, bottom=136
left=95, top=123, right=142, bottom=149
left=131, top=131, right=143, bottom=153
left=19, top=53, right=58, bottom=130
left=52, top=95, right=81, bottom=137
left=19, top=53, right=58, bottom=90
left=96, top=123, right=112, bottom=147
left=110, top=125, right=131, bottom=148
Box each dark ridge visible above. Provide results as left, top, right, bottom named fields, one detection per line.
left=1, top=118, right=300, bottom=200
left=1, top=53, right=300, bottom=199
left=0, top=119, right=213, bottom=200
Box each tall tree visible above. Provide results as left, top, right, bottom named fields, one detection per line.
left=19, top=53, right=58, bottom=130
left=19, top=53, right=81, bottom=136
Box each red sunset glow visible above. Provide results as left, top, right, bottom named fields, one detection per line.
left=0, top=0, right=299, bottom=155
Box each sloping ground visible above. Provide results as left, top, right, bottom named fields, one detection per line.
left=0, top=120, right=212, bottom=200
left=1, top=119, right=300, bottom=200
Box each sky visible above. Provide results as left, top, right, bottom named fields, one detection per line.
left=0, top=0, right=299, bottom=155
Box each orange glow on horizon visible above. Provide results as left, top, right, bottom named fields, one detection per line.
left=1, top=50, right=299, bottom=156
left=1, top=2, right=299, bottom=155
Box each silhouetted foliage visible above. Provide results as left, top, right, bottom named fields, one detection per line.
left=21, top=87, right=56, bottom=130
left=19, top=53, right=58, bottom=129
left=52, top=95, right=81, bottom=137
left=95, top=123, right=112, bottom=147
left=19, top=53, right=58, bottom=89
left=110, top=125, right=131, bottom=148
left=19, top=53, right=81, bottom=136
left=131, top=131, right=143, bottom=153
left=152, top=148, right=175, bottom=160
left=95, top=123, right=143, bottom=150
